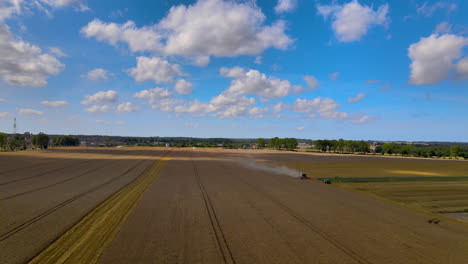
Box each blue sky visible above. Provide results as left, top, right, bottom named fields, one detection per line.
left=0, top=0, right=466, bottom=141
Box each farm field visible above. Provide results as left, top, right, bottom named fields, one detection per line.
left=1, top=147, right=468, bottom=264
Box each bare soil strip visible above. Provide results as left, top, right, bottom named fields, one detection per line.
left=28, top=156, right=170, bottom=264
left=191, top=157, right=235, bottom=264
left=0, top=160, right=146, bottom=242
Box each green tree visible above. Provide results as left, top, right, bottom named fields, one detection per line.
left=400, top=145, right=415, bottom=156
left=357, top=141, right=370, bottom=153
left=0, top=132, right=7, bottom=150
left=8, top=134, right=26, bottom=151
left=257, top=138, right=266, bottom=149
left=450, top=145, right=464, bottom=157
left=31, top=132, right=50, bottom=149
left=285, top=138, right=298, bottom=151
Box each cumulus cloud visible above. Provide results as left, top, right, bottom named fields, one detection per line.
left=329, top=72, right=339, bottom=81
left=85, top=105, right=112, bottom=113
left=303, top=75, right=319, bottom=90
left=347, top=92, right=366, bottom=103
left=41, top=100, right=69, bottom=107
left=417, top=2, right=457, bottom=17
left=0, top=23, right=64, bottom=86
left=320, top=111, right=351, bottom=120
left=81, top=0, right=292, bottom=64
left=85, top=68, right=111, bottom=81
left=0, top=112, right=12, bottom=118
left=220, top=66, right=301, bottom=99
left=275, top=0, right=297, bottom=14
left=293, top=97, right=339, bottom=113
left=434, top=22, right=452, bottom=34
left=352, top=115, right=380, bottom=124
left=18, top=108, right=43, bottom=115
left=174, top=79, right=193, bottom=95
left=317, top=0, right=389, bottom=42
left=49, top=47, right=67, bottom=57
left=296, top=126, right=305, bottom=131
left=81, top=90, right=118, bottom=105
left=408, top=34, right=467, bottom=85
left=116, top=102, right=137, bottom=113
left=133, top=87, right=172, bottom=104
left=127, top=56, right=182, bottom=83
left=455, top=57, right=468, bottom=80
left=39, top=0, right=89, bottom=10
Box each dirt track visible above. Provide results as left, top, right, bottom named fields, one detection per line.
left=1, top=147, right=468, bottom=264
left=100, top=149, right=468, bottom=264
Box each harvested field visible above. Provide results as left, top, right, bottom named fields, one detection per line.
left=1, top=148, right=468, bottom=264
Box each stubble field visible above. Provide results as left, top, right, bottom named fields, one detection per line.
left=1, top=147, right=467, bottom=264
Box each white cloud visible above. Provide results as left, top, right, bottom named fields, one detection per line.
left=275, top=0, right=297, bottom=14
left=408, top=34, right=467, bottom=85
left=127, top=56, right=182, bottom=83
left=434, top=22, right=452, bottom=34
left=85, top=105, right=112, bottom=113
left=254, top=56, right=262, bottom=65
left=133, top=87, right=172, bottom=104
left=81, top=0, right=292, bottom=64
left=49, top=47, right=66, bottom=57
left=151, top=98, right=184, bottom=112
left=95, top=119, right=112, bottom=125
left=81, top=20, right=162, bottom=53
left=220, top=66, right=302, bottom=99
left=303, top=75, right=319, bottom=90
left=293, top=97, right=339, bottom=113
left=296, top=126, right=305, bottom=131
left=18, top=108, right=43, bottom=115
left=81, top=90, right=118, bottom=105
left=347, top=92, right=366, bottom=103
left=85, top=68, right=111, bottom=81
left=0, top=23, right=64, bottom=86
left=455, top=57, right=468, bottom=80
left=417, top=2, right=457, bottom=17
left=365, top=79, right=380, bottom=84
left=352, top=115, right=380, bottom=124
left=317, top=0, right=389, bottom=42
left=380, top=82, right=391, bottom=91
left=0, top=98, right=7, bottom=102
left=0, top=0, right=24, bottom=20
left=329, top=72, right=339, bottom=81
left=41, top=100, right=69, bottom=107
left=116, top=102, right=137, bottom=113
left=320, top=111, right=351, bottom=120
left=0, top=112, right=11, bottom=118
left=174, top=79, right=193, bottom=95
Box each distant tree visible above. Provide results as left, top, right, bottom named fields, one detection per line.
left=450, top=145, right=464, bottom=157
left=345, top=140, right=357, bottom=153
left=400, top=145, right=415, bottom=156
left=337, top=138, right=345, bottom=153
left=31, top=133, right=50, bottom=149
left=284, top=138, right=298, bottom=151
left=357, top=141, right=370, bottom=153
left=382, top=143, right=399, bottom=154
left=53, top=136, right=80, bottom=146
left=270, top=137, right=281, bottom=149
left=0, top=132, right=7, bottom=150
left=8, top=134, right=26, bottom=151
left=257, top=138, right=266, bottom=149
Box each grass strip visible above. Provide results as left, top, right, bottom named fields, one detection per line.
left=28, top=157, right=170, bottom=264
left=317, top=176, right=468, bottom=183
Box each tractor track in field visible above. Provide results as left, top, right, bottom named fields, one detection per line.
left=190, top=153, right=236, bottom=264
left=0, top=158, right=123, bottom=201
left=0, top=159, right=94, bottom=186
left=219, top=161, right=372, bottom=264
left=0, top=159, right=148, bottom=242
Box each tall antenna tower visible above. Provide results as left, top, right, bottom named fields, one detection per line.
left=13, top=117, right=16, bottom=134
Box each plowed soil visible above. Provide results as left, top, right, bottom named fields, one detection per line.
left=1, top=147, right=468, bottom=264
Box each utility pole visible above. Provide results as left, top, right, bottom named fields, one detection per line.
left=13, top=117, right=16, bottom=135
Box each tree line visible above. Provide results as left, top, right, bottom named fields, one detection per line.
left=256, top=137, right=298, bottom=151
left=0, top=132, right=80, bottom=151
left=313, top=139, right=370, bottom=153
left=378, top=143, right=467, bottom=158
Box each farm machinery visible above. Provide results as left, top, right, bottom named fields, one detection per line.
left=298, top=172, right=310, bottom=180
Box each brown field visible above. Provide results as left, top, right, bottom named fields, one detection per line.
left=1, top=147, right=468, bottom=264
